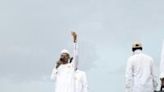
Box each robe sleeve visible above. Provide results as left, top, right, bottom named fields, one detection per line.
left=71, top=42, right=79, bottom=69
left=151, top=59, right=158, bottom=90
left=160, top=56, right=164, bottom=78
left=50, top=67, right=57, bottom=80
left=82, top=72, right=88, bottom=92
left=125, top=58, right=133, bottom=92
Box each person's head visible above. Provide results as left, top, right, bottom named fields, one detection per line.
left=132, top=42, right=143, bottom=52
left=60, top=49, right=70, bottom=64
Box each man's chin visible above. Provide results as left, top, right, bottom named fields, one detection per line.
left=60, top=60, right=68, bottom=64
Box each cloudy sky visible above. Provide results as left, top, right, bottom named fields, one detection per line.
left=0, top=0, right=164, bottom=92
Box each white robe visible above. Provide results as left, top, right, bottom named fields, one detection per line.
left=75, top=70, right=88, bottom=92
left=51, top=43, right=78, bottom=92
left=160, top=41, right=164, bottom=78
left=125, top=50, right=158, bottom=92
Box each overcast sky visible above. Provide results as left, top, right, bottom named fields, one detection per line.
left=0, top=0, right=164, bottom=92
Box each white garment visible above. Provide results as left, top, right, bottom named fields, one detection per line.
left=125, top=50, right=158, bottom=92
left=51, top=43, right=78, bottom=92
left=160, top=41, right=164, bottom=78
left=75, top=70, right=88, bottom=92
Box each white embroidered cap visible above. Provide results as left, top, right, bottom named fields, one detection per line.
left=132, top=41, right=142, bottom=48
left=61, top=49, right=70, bottom=55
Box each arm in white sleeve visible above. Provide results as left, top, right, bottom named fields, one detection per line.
left=151, top=59, right=158, bottom=90
left=82, top=72, right=88, bottom=92
left=125, top=59, right=133, bottom=92
left=71, top=42, right=79, bottom=69
left=50, top=67, right=57, bottom=80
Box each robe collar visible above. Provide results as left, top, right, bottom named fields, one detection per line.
left=133, top=49, right=142, bottom=55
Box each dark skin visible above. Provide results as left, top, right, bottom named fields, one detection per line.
left=56, top=32, right=77, bottom=69
left=56, top=53, right=70, bottom=68
left=162, top=78, right=164, bottom=85
left=71, top=32, right=77, bottom=43
left=161, top=78, right=164, bottom=91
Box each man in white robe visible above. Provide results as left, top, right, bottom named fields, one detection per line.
left=160, top=41, right=164, bottom=91
left=125, top=42, right=158, bottom=92
left=51, top=32, right=78, bottom=92
left=75, top=69, right=88, bottom=92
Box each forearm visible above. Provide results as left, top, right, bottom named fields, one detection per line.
left=125, top=75, right=133, bottom=92
left=71, top=42, right=78, bottom=69
left=125, top=62, right=133, bottom=92
left=50, top=68, right=57, bottom=80
left=71, top=32, right=78, bottom=69
left=151, top=62, right=158, bottom=89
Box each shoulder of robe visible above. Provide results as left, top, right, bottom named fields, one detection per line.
left=142, top=54, right=153, bottom=61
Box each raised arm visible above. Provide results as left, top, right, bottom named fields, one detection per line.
left=71, top=32, right=79, bottom=69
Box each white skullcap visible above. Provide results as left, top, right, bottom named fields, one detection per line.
left=132, top=41, right=142, bottom=48
left=61, top=49, right=70, bottom=55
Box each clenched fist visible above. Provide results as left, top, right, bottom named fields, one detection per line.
left=71, top=32, right=77, bottom=43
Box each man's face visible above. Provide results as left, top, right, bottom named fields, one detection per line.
left=60, top=53, right=70, bottom=63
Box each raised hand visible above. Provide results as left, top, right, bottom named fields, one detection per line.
left=71, top=32, right=77, bottom=43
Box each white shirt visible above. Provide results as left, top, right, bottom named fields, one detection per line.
left=125, top=50, right=157, bottom=92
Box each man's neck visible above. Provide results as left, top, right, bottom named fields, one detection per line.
left=62, top=61, right=68, bottom=64
left=133, top=50, right=142, bottom=55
